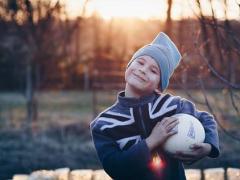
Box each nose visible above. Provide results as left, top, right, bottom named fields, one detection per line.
left=139, top=65, right=147, bottom=73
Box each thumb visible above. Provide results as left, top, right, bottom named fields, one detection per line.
left=190, top=143, right=203, bottom=149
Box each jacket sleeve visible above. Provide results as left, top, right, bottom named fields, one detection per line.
left=90, top=120, right=152, bottom=179
left=176, top=98, right=220, bottom=158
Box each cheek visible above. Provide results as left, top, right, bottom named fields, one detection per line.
left=150, top=76, right=160, bottom=88
left=125, top=68, right=132, bottom=82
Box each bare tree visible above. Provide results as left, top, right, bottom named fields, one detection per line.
left=186, top=0, right=240, bottom=141
left=0, top=0, right=78, bottom=133
left=165, top=0, right=173, bottom=35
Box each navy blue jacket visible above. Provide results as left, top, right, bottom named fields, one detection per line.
left=90, top=92, right=220, bottom=180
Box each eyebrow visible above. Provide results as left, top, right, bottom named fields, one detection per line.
left=138, top=57, right=159, bottom=72
left=152, top=66, right=160, bottom=72
left=138, top=57, right=146, bottom=62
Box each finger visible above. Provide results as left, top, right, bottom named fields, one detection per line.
left=166, top=121, right=179, bottom=132
left=162, top=117, right=178, bottom=126
left=175, top=151, right=197, bottom=158
left=174, top=155, right=195, bottom=161
left=190, top=143, right=203, bottom=150
left=160, top=117, right=168, bottom=126
left=167, top=129, right=178, bottom=137
left=165, top=117, right=179, bottom=126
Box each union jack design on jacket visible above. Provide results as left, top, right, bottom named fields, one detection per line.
left=90, top=91, right=220, bottom=180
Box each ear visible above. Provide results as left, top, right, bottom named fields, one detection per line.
left=154, top=80, right=162, bottom=94
left=154, top=88, right=162, bottom=94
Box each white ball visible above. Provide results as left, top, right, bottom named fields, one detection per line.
left=163, top=113, right=205, bottom=154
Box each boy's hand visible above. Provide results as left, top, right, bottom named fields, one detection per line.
left=174, top=143, right=212, bottom=164
left=146, top=117, right=179, bottom=151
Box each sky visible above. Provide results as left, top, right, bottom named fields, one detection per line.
left=60, top=0, right=240, bottom=20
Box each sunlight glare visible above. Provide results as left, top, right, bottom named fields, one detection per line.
left=87, top=0, right=167, bottom=20
left=62, top=0, right=240, bottom=20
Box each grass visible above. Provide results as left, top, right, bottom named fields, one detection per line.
left=0, top=89, right=239, bottom=129
left=0, top=90, right=240, bottom=179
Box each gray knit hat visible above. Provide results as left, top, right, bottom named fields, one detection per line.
left=128, top=32, right=182, bottom=91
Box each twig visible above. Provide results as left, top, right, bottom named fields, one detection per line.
left=229, top=88, right=240, bottom=117
left=198, top=77, right=240, bottom=141
left=172, top=75, right=206, bottom=105
left=197, top=47, right=240, bottom=89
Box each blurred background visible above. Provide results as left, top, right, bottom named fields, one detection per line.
left=0, top=0, right=239, bottom=179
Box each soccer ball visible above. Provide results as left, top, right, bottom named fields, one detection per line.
left=163, top=113, right=205, bottom=154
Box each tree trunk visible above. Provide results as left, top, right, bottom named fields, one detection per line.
left=25, top=60, right=37, bottom=134
left=26, top=63, right=32, bottom=130
left=165, top=0, right=173, bottom=35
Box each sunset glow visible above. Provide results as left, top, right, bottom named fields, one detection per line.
left=62, top=0, right=240, bottom=20
left=87, top=0, right=167, bottom=20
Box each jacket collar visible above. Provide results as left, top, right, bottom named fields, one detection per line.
left=117, top=91, right=158, bottom=108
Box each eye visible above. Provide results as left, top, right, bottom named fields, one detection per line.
left=138, top=61, right=144, bottom=65
left=151, top=69, right=158, bottom=74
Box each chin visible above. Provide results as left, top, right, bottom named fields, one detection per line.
left=128, top=80, right=143, bottom=89
left=130, top=83, right=152, bottom=94
left=127, top=77, right=154, bottom=93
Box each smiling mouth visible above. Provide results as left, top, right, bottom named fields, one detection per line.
left=133, top=73, right=146, bottom=81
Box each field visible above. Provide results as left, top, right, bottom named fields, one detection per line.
left=0, top=90, right=240, bottom=179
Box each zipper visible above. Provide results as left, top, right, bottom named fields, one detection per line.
left=138, top=107, right=163, bottom=171
left=138, top=107, right=148, bottom=138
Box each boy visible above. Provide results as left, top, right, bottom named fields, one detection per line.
left=90, top=32, right=220, bottom=180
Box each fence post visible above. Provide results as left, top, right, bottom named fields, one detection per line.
left=54, top=168, right=70, bottom=180
left=185, top=169, right=202, bottom=180
left=203, top=168, right=224, bottom=180
left=92, top=169, right=112, bottom=180
left=12, top=174, right=29, bottom=180
left=70, top=169, right=93, bottom=180
left=226, top=168, right=240, bottom=180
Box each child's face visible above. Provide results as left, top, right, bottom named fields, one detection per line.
left=125, top=55, right=160, bottom=95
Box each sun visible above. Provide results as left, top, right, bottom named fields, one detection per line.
left=62, top=0, right=240, bottom=20
left=87, top=0, right=168, bottom=20
left=63, top=0, right=168, bottom=20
